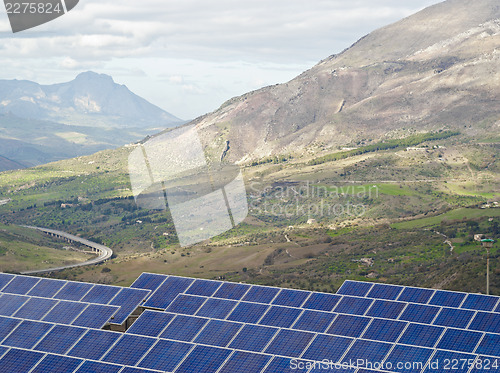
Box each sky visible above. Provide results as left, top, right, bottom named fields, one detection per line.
left=0, top=0, right=443, bottom=120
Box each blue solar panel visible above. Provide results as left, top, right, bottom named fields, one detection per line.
left=175, top=345, right=232, bottom=373
left=102, top=334, right=156, bottom=366
left=138, top=339, right=193, bottom=372
left=74, top=361, right=123, bottom=373
left=0, top=294, right=29, bottom=316
left=228, top=324, right=278, bottom=352
left=143, top=276, right=194, bottom=309
left=165, top=294, right=206, bottom=315
left=121, top=368, right=161, bottom=373
left=196, top=298, right=237, bottom=319
left=398, top=287, right=435, bottom=304
left=42, top=300, right=87, bottom=325
left=272, top=288, right=310, bottom=307
left=469, top=312, right=500, bottom=334
left=309, top=365, right=356, bottom=373
left=26, top=278, right=66, bottom=298
left=243, top=285, right=280, bottom=304
left=461, top=294, right=499, bottom=312
left=33, top=324, right=87, bottom=354
left=0, top=348, right=44, bottom=373
left=0, top=273, right=14, bottom=291
left=433, top=307, right=474, bottom=328
left=366, top=299, right=406, bottom=319
left=0, top=316, right=21, bottom=343
left=337, top=280, right=373, bottom=297
left=302, top=293, right=341, bottom=311
left=469, top=357, right=500, bottom=373
left=185, top=279, right=222, bottom=297
left=12, top=297, right=57, bottom=320
left=429, top=290, right=466, bottom=308
left=259, top=305, right=302, bottom=328
left=1, top=276, right=40, bottom=295
left=227, top=301, right=269, bottom=324
left=333, top=296, right=373, bottom=315
left=219, top=351, right=271, bottom=373
left=293, top=310, right=337, bottom=333
left=109, top=288, right=150, bottom=325
left=476, top=334, right=500, bottom=357
left=327, top=314, right=371, bottom=338
left=126, top=310, right=174, bottom=337
left=53, top=281, right=94, bottom=301
left=159, top=315, right=208, bottom=342
left=302, top=334, right=353, bottom=362
left=81, top=284, right=121, bottom=304
left=399, top=303, right=440, bottom=324
left=398, top=323, right=444, bottom=348
left=362, top=318, right=407, bottom=343
left=213, top=282, right=251, bottom=300
left=72, top=304, right=118, bottom=328
left=263, top=357, right=310, bottom=373
left=31, top=354, right=83, bottom=373
left=130, top=273, right=167, bottom=294
left=194, top=320, right=243, bottom=347
left=68, top=329, right=121, bottom=360
left=424, top=350, right=476, bottom=373
left=341, top=339, right=392, bottom=364
left=384, top=345, right=434, bottom=373
left=0, top=346, right=6, bottom=359
left=437, top=328, right=482, bottom=353
left=2, top=320, right=53, bottom=349
left=264, top=329, right=315, bottom=357
left=367, top=283, right=404, bottom=300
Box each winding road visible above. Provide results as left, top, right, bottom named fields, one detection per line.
left=19, top=225, right=113, bottom=275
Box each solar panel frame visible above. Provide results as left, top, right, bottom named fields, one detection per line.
left=292, top=310, right=337, bottom=333
left=367, top=283, right=404, bottom=300
left=165, top=294, right=206, bottom=315
left=336, top=280, right=373, bottom=297
left=398, top=303, right=441, bottom=324
left=302, top=293, right=341, bottom=312
left=0, top=316, right=22, bottom=343
left=242, top=285, right=280, bottom=304
left=159, top=314, right=209, bottom=342
left=41, top=300, right=88, bottom=325
left=301, top=333, right=353, bottom=362
left=30, top=353, right=83, bottom=373
left=53, top=281, right=94, bottom=301
left=143, top=276, right=194, bottom=309
left=12, top=297, right=58, bottom=320
left=361, top=318, right=407, bottom=343
left=264, top=329, right=315, bottom=358
left=475, top=333, right=500, bottom=357
left=384, top=344, right=434, bottom=373
left=0, top=294, right=29, bottom=316
left=0, top=348, right=45, bottom=373
left=213, top=282, right=251, bottom=300
left=26, top=278, right=66, bottom=298
left=174, top=345, right=232, bottom=373
left=32, top=324, right=87, bottom=354
left=366, top=299, right=406, bottom=319
left=326, top=314, right=371, bottom=338
left=74, top=360, right=123, bottom=373
left=218, top=351, right=272, bottom=373
left=67, top=329, right=122, bottom=360
left=333, top=296, right=373, bottom=315
left=193, top=319, right=243, bottom=347
left=461, top=294, right=500, bottom=312
left=228, top=324, right=279, bottom=353
left=1, top=275, right=40, bottom=295
left=436, top=328, right=483, bottom=353
left=424, top=349, right=476, bottom=373
left=428, top=290, right=466, bottom=308
left=397, top=323, right=444, bottom=348
left=0, top=273, right=14, bottom=291
left=126, top=310, right=175, bottom=337
left=185, top=279, right=222, bottom=297
left=130, top=272, right=168, bottom=294
left=433, top=307, right=475, bottom=328
left=258, top=305, right=303, bottom=328
left=71, top=304, right=119, bottom=328
left=272, top=288, right=311, bottom=307
left=137, top=339, right=194, bottom=372
left=468, top=311, right=500, bottom=334
left=195, top=298, right=238, bottom=319
left=262, top=356, right=310, bottom=373
left=101, top=334, right=157, bottom=366
left=1, top=319, right=53, bottom=349
left=226, top=301, right=269, bottom=324
left=341, top=339, right=393, bottom=365
left=108, top=287, right=150, bottom=325
left=80, top=284, right=121, bottom=304
left=397, top=286, right=435, bottom=304
left=469, top=356, right=500, bottom=373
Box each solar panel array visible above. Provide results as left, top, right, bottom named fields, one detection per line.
left=0, top=272, right=499, bottom=372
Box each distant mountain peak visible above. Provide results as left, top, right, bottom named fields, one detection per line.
left=74, top=71, right=115, bottom=83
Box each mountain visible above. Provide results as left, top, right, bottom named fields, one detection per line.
left=0, top=72, right=184, bottom=170
left=189, top=0, right=500, bottom=163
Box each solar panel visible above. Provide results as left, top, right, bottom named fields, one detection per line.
left=397, top=286, right=435, bottom=304
left=53, top=281, right=94, bottom=301
left=226, top=301, right=269, bottom=324
left=175, top=345, right=232, bottom=373
left=436, top=328, right=483, bottom=353
left=159, top=315, right=209, bottom=342
left=367, top=283, right=404, bottom=300
left=213, top=282, right=251, bottom=300
left=30, top=354, right=83, bottom=373
left=185, top=279, right=222, bottom=297
left=397, top=323, right=444, bottom=348
left=302, top=293, right=341, bottom=311
left=143, top=276, right=194, bottom=309
left=120, top=367, right=160, bottom=373
left=264, top=329, right=315, bottom=357
left=433, top=307, right=474, bottom=328
left=469, top=311, right=500, bottom=334
left=258, top=305, right=302, bottom=328
left=475, top=334, right=500, bottom=357
left=1, top=275, right=40, bottom=295
left=0, top=346, right=6, bottom=359
left=138, top=339, right=193, bottom=372
left=341, top=339, right=393, bottom=364
left=429, top=290, right=466, bottom=308
left=425, top=350, right=476, bottom=373
left=0, top=273, right=14, bottom=291
left=242, top=285, right=280, bottom=304
left=309, top=365, right=356, bottom=373
left=336, top=280, right=373, bottom=297
left=126, top=310, right=175, bottom=337
left=361, top=318, right=407, bottom=343
left=193, top=319, right=243, bottom=347
left=80, top=284, right=121, bottom=304
left=67, top=329, right=122, bottom=360
left=165, top=294, right=206, bottom=315
left=26, top=278, right=66, bottom=298
left=469, top=357, right=500, bottom=373
left=0, top=348, right=44, bottom=373
left=366, top=299, right=406, bottom=319
left=219, top=351, right=271, bottom=373
left=196, top=298, right=237, bottom=319
left=130, top=272, right=167, bottom=294
left=301, top=334, right=353, bottom=362
left=33, top=324, right=87, bottom=354
left=0, top=316, right=21, bottom=343
left=326, top=314, right=371, bottom=338
left=72, top=304, right=119, bottom=328
left=108, top=288, right=150, bottom=325
left=398, top=303, right=440, bottom=324
left=384, top=344, right=433, bottom=373
left=292, top=310, right=337, bottom=333
left=12, top=297, right=57, bottom=320
left=262, top=356, right=309, bottom=373
left=333, top=296, right=373, bottom=315
left=272, top=288, right=310, bottom=307
left=461, top=294, right=500, bottom=312
left=42, top=300, right=88, bottom=325
left=228, top=324, right=278, bottom=352
left=1, top=319, right=53, bottom=349
left=102, top=334, right=156, bottom=366
left=0, top=294, right=29, bottom=316
left=74, top=361, right=123, bottom=373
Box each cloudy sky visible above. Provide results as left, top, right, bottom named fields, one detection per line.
left=0, top=0, right=443, bottom=119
